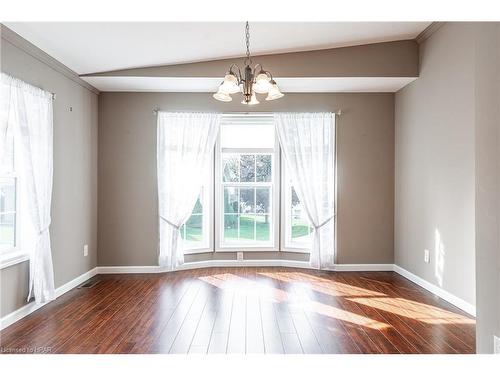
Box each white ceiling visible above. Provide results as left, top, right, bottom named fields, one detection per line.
left=82, top=76, right=417, bottom=93
left=5, top=22, right=430, bottom=75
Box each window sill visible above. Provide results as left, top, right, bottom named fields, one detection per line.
left=281, top=247, right=311, bottom=254
left=0, top=251, right=29, bottom=270
left=216, top=247, right=278, bottom=252
left=183, top=248, right=214, bottom=255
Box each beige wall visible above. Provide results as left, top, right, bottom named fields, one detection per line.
left=395, top=22, right=500, bottom=353
left=85, top=40, right=418, bottom=78
left=98, top=92, right=394, bottom=266
left=473, top=23, right=500, bottom=354
left=0, top=29, right=99, bottom=317
left=395, top=23, right=476, bottom=306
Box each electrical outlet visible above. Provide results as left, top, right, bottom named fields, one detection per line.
left=237, top=251, right=244, bottom=261
left=494, top=335, right=500, bottom=354
left=83, top=244, right=89, bottom=257
left=424, top=249, right=430, bottom=263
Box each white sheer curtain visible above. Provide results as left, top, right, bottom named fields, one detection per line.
left=157, top=112, right=220, bottom=270
left=1, top=73, right=55, bottom=302
left=275, top=112, right=336, bottom=269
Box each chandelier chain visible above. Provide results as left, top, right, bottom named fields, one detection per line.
left=244, top=21, right=251, bottom=66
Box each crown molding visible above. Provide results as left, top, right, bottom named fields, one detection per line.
left=1, top=24, right=99, bottom=95
left=415, top=22, right=446, bottom=44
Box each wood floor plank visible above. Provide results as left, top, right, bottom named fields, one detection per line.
left=207, top=287, right=234, bottom=354
left=148, top=280, right=203, bottom=353
left=356, top=273, right=473, bottom=354
left=169, top=283, right=212, bottom=354
left=246, top=294, right=265, bottom=353
left=0, top=268, right=476, bottom=354
left=226, top=293, right=246, bottom=353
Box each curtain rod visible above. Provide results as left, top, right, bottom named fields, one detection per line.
left=152, top=109, right=342, bottom=116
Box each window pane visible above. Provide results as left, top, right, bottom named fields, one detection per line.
left=222, top=155, right=239, bottom=182
left=256, top=215, right=270, bottom=241
left=219, top=116, right=276, bottom=250
left=256, top=188, right=270, bottom=214
left=224, top=187, right=239, bottom=214
left=184, top=214, right=203, bottom=243
left=239, top=215, right=255, bottom=241
left=192, top=195, right=203, bottom=214
left=290, top=186, right=313, bottom=242
left=0, top=178, right=16, bottom=213
left=256, top=155, right=272, bottom=182
left=0, top=213, right=16, bottom=249
left=221, top=124, right=275, bottom=149
left=292, top=216, right=311, bottom=239
left=180, top=188, right=207, bottom=250
left=0, top=127, right=14, bottom=173
left=239, top=187, right=255, bottom=214
left=224, top=214, right=238, bottom=242
left=240, top=155, right=255, bottom=182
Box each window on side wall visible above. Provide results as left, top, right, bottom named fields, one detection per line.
left=0, top=125, right=20, bottom=260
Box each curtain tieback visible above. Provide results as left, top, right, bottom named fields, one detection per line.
left=314, top=214, right=335, bottom=230
left=38, top=220, right=51, bottom=235
left=160, top=215, right=181, bottom=230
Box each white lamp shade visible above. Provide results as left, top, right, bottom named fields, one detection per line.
left=220, top=74, right=240, bottom=94
left=241, top=92, right=259, bottom=105
left=213, top=86, right=232, bottom=102
left=253, top=73, right=272, bottom=94
left=265, top=82, right=284, bottom=101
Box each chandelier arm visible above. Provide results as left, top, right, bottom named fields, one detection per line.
left=228, top=63, right=243, bottom=82
left=253, top=63, right=263, bottom=73
left=252, top=63, right=266, bottom=81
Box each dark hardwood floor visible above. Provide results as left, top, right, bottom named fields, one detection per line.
left=0, top=267, right=476, bottom=354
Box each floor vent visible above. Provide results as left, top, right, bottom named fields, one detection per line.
left=78, top=280, right=100, bottom=289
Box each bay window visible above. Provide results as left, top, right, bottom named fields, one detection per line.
left=183, top=113, right=334, bottom=255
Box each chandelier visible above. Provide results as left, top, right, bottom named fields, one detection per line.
left=213, top=22, right=284, bottom=105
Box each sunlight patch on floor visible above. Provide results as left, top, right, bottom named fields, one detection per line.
left=259, top=271, right=386, bottom=297
left=198, top=273, right=288, bottom=303
left=347, top=296, right=475, bottom=325
left=307, top=300, right=391, bottom=330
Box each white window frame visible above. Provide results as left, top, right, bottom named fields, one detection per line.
left=0, top=135, right=29, bottom=269
left=181, top=151, right=215, bottom=255
left=215, top=114, right=280, bottom=252
left=0, top=173, right=19, bottom=255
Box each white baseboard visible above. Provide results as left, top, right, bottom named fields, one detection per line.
left=54, top=267, right=99, bottom=297
left=97, top=266, right=165, bottom=274
left=97, top=260, right=313, bottom=274
left=333, top=264, right=394, bottom=272
left=180, top=259, right=315, bottom=270
left=0, top=267, right=98, bottom=330
left=0, top=299, right=44, bottom=332
left=97, top=261, right=393, bottom=273
left=392, top=264, right=476, bottom=317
